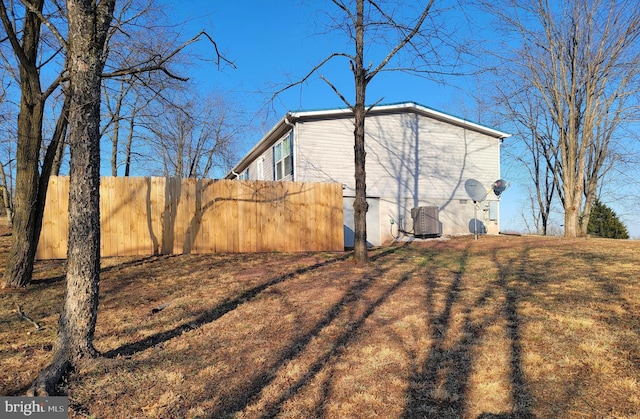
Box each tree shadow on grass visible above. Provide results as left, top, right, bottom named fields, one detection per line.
left=403, top=245, right=479, bottom=418
left=485, top=246, right=535, bottom=419
left=30, top=254, right=173, bottom=287
left=402, top=244, right=535, bottom=419
left=228, top=245, right=417, bottom=418
left=102, top=252, right=355, bottom=359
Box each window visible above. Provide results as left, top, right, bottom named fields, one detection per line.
left=239, top=168, right=249, bottom=180
left=257, top=157, right=264, bottom=180
left=273, top=133, right=293, bottom=180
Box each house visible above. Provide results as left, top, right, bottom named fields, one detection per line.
left=226, top=102, right=510, bottom=246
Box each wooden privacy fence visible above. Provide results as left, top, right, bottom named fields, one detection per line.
left=37, top=176, right=344, bottom=259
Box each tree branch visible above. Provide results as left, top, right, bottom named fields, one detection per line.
left=367, top=0, right=435, bottom=82
left=17, top=304, right=42, bottom=330
left=102, top=30, right=235, bottom=81
left=0, top=0, right=32, bottom=69
left=320, top=75, right=352, bottom=109
left=270, top=52, right=353, bottom=103
left=18, top=0, right=68, bottom=50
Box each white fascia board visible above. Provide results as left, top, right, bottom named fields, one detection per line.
left=291, top=102, right=511, bottom=139
left=225, top=116, right=293, bottom=179
left=408, top=103, right=511, bottom=139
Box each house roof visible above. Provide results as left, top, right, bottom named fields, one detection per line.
left=225, top=101, right=511, bottom=179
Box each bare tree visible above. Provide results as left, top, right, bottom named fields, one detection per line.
left=26, top=0, right=231, bottom=394
left=484, top=0, right=640, bottom=237
left=1, top=0, right=231, bottom=288
left=28, top=0, right=115, bottom=395
left=0, top=0, right=68, bottom=288
left=273, top=0, right=457, bottom=263
left=100, top=0, right=192, bottom=176
left=146, top=92, right=241, bottom=178
left=495, top=80, right=558, bottom=234
left=0, top=78, right=14, bottom=223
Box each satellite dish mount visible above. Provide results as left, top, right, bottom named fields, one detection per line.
left=465, top=179, right=488, bottom=240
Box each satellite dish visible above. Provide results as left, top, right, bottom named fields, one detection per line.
left=465, top=179, right=487, bottom=202
left=465, top=179, right=488, bottom=241
left=493, top=179, right=508, bottom=197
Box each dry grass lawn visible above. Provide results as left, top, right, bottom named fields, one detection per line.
left=1, top=228, right=639, bottom=418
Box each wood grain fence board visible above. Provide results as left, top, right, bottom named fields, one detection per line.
left=210, top=180, right=225, bottom=253
left=37, top=176, right=60, bottom=259
left=148, top=177, right=163, bottom=255
left=330, top=183, right=345, bottom=251
left=269, top=182, right=281, bottom=251
left=37, top=176, right=344, bottom=259
left=261, top=183, right=275, bottom=252
left=37, top=177, right=53, bottom=260
left=99, top=177, right=110, bottom=257
left=130, top=177, right=142, bottom=255
left=253, top=182, right=264, bottom=252
left=201, top=178, right=216, bottom=253
left=197, top=179, right=209, bottom=253
left=191, top=179, right=202, bottom=253
left=317, top=183, right=328, bottom=251
left=298, top=183, right=311, bottom=252
left=47, top=176, right=68, bottom=259
left=230, top=181, right=241, bottom=253
left=61, top=178, right=69, bottom=256
left=286, top=182, right=300, bottom=253
left=237, top=181, right=247, bottom=253
left=108, top=177, right=120, bottom=256
left=309, top=183, right=319, bottom=251
left=193, top=179, right=202, bottom=253
left=121, top=177, right=133, bottom=256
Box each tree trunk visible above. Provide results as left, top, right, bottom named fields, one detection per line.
left=580, top=177, right=598, bottom=236
left=353, top=103, right=368, bottom=263
left=352, top=0, right=368, bottom=264
left=1, top=0, right=45, bottom=288
left=562, top=179, right=582, bottom=237
left=3, top=84, right=45, bottom=289
left=29, top=0, right=115, bottom=396
left=124, top=97, right=139, bottom=177
left=3, top=80, right=72, bottom=288
left=109, top=80, right=126, bottom=176
left=0, top=163, right=13, bottom=225
left=1, top=0, right=67, bottom=288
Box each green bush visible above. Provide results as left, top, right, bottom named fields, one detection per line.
left=587, top=199, right=629, bottom=239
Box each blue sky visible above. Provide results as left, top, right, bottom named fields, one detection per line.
left=170, top=1, right=465, bottom=115
left=156, top=1, right=639, bottom=238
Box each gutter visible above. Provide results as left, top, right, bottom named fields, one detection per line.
left=224, top=114, right=296, bottom=179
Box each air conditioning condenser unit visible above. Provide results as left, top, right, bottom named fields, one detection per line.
left=411, top=206, right=440, bottom=237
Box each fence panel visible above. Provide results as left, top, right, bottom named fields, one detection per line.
left=36, top=177, right=344, bottom=259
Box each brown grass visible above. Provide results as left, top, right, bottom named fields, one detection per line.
left=1, top=229, right=639, bottom=418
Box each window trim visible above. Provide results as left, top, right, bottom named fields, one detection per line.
left=273, top=132, right=293, bottom=181
left=257, top=157, right=264, bottom=180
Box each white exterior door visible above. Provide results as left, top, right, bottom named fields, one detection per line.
left=343, top=197, right=380, bottom=247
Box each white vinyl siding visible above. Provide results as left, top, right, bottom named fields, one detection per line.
left=295, top=113, right=500, bottom=199
left=294, top=111, right=501, bottom=240
left=295, top=118, right=355, bottom=185
left=239, top=146, right=275, bottom=181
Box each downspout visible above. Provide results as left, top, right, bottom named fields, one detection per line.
left=284, top=115, right=295, bottom=181
left=284, top=115, right=294, bottom=128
